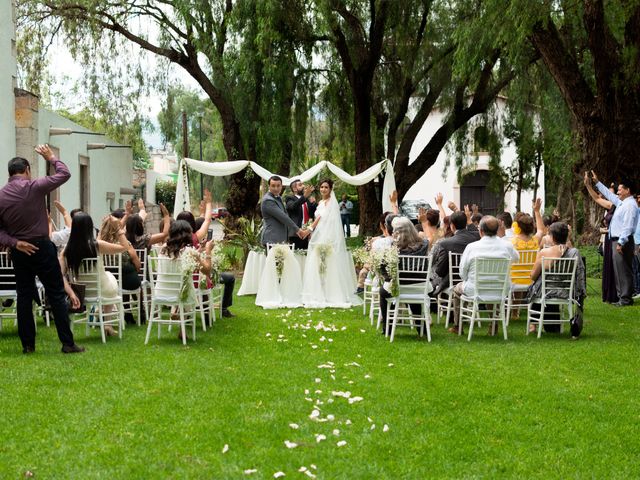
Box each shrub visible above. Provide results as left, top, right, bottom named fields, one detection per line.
left=155, top=179, right=176, bottom=208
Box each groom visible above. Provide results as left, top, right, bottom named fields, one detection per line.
left=285, top=179, right=316, bottom=250
left=261, top=176, right=309, bottom=248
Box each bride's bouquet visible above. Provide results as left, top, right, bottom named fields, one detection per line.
left=302, top=219, right=314, bottom=231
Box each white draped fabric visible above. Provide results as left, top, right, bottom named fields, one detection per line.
left=173, top=158, right=397, bottom=215
left=255, top=247, right=303, bottom=309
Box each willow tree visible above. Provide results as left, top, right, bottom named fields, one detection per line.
left=17, top=0, right=316, bottom=217
left=462, top=0, right=640, bottom=190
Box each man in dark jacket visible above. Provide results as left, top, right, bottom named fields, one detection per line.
left=285, top=179, right=316, bottom=250
left=429, top=211, right=480, bottom=297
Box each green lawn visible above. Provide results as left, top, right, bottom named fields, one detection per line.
left=0, top=279, right=638, bottom=479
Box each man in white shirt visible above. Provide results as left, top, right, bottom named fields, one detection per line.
left=450, top=215, right=518, bottom=332
left=592, top=172, right=639, bottom=306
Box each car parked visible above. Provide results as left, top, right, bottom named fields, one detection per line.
left=211, top=207, right=229, bottom=219
left=400, top=199, right=432, bottom=223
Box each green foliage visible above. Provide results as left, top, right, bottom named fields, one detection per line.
left=155, top=179, right=176, bottom=208
left=222, top=216, right=263, bottom=262
left=57, top=108, right=150, bottom=169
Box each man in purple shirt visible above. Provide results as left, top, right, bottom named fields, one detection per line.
left=0, top=145, right=84, bottom=354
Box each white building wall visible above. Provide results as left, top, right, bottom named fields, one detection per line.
left=38, top=110, right=134, bottom=222
left=0, top=0, right=17, bottom=163
left=404, top=98, right=545, bottom=214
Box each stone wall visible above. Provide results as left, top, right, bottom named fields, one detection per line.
left=14, top=89, right=39, bottom=176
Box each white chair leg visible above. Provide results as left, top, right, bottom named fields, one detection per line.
left=144, top=301, right=154, bottom=344
left=537, top=303, right=545, bottom=338
left=389, top=303, right=399, bottom=342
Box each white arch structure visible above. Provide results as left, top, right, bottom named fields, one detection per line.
left=173, top=158, right=397, bottom=215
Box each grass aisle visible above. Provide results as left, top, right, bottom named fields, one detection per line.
left=0, top=279, right=638, bottom=478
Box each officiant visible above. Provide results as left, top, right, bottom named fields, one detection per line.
left=286, top=179, right=316, bottom=249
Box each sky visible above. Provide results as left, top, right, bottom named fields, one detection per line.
left=45, top=35, right=203, bottom=150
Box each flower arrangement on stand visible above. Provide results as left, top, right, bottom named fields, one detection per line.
left=315, top=244, right=334, bottom=278
left=370, top=246, right=400, bottom=296
left=180, top=246, right=201, bottom=303
left=271, top=244, right=290, bottom=283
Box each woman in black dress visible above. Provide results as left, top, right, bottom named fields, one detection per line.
left=584, top=173, right=618, bottom=303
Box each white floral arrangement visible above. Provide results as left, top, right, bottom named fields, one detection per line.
left=272, top=244, right=289, bottom=282
left=302, top=219, right=314, bottom=230
left=370, top=246, right=400, bottom=296
left=180, top=246, right=201, bottom=303
left=250, top=245, right=266, bottom=254
left=316, top=243, right=333, bottom=277
left=350, top=246, right=370, bottom=268
left=207, top=243, right=226, bottom=287
left=383, top=246, right=400, bottom=297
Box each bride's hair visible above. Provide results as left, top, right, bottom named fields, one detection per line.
left=319, top=178, right=334, bottom=190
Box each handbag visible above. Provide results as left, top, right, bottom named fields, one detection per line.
left=67, top=282, right=86, bottom=314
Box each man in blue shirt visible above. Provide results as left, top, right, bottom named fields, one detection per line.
left=592, top=172, right=639, bottom=306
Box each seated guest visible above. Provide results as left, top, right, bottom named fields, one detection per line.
left=177, top=189, right=213, bottom=247
left=125, top=203, right=171, bottom=250
left=450, top=216, right=518, bottom=333
left=429, top=211, right=480, bottom=298
left=527, top=222, right=586, bottom=337
left=99, top=215, right=142, bottom=324
left=510, top=199, right=545, bottom=283
left=417, top=208, right=443, bottom=251
left=60, top=213, right=133, bottom=336
left=497, top=212, right=514, bottom=239
left=378, top=217, right=429, bottom=335
left=48, top=200, right=73, bottom=249
left=356, top=212, right=393, bottom=294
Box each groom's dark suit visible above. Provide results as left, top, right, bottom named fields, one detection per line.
left=285, top=194, right=316, bottom=250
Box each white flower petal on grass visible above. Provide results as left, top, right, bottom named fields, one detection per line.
left=315, top=389, right=323, bottom=394
left=330, top=374, right=336, bottom=380
left=298, top=466, right=308, bottom=472
left=388, top=363, right=394, bottom=367
left=336, top=440, right=347, bottom=447
left=331, top=391, right=351, bottom=398
left=327, top=398, right=334, bottom=404
left=326, top=414, right=335, bottom=421
left=341, top=326, right=347, bottom=331
left=332, top=429, right=340, bottom=436
left=348, top=396, right=363, bottom=404
left=222, top=444, right=229, bottom=454
left=273, top=472, right=286, bottom=478
left=278, top=334, right=285, bottom=338
left=367, top=417, right=373, bottom=423
left=328, top=338, right=333, bottom=343
left=319, top=336, right=326, bottom=342
left=244, top=469, right=258, bottom=475
left=304, top=471, right=317, bottom=479
left=289, top=423, right=299, bottom=430
left=309, top=409, right=321, bottom=420
left=348, top=381, right=354, bottom=385
left=311, top=464, right=317, bottom=470
left=345, top=419, right=352, bottom=425
left=364, top=374, right=371, bottom=379
left=284, top=440, right=298, bottom=449
left=371, top=424, right=376, bottom=430
left=357, top=354, right=362, bottom=358
left=383, top=424, right=390, bottom=432
left=304, top=389, right=310, bottom=395
left=265, top=333, right=271, bottom=337
left=311, top=345, right=318, bottom=349
left=315, top=378, right=321, bottom=383
left=360, top=329, right=366, bottom=333
left=315, top=434, right=326, bottom=443
left=344, top=362, right=361, bottom=367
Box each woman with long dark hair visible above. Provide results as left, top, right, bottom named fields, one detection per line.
left=60, top=213, right=133, bottom=336
left=125, top=203, right=171, bottom=250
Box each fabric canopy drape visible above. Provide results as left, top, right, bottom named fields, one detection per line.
left=173, top=158, right=397, bottom=215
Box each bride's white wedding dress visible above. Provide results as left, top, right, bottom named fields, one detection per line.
left=301, top=192, right=362, bottom=308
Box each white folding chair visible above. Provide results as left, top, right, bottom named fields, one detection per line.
left=72, top=256, right=125, bottom=343
left=120, top=249, right=148, bottom=326
left=385, top=255, right=433, bottom=342
left=266, top=243, right=295, bottom=253
left=458, top=257, right=511, bottom=341
left=506, top=249, right=537, bottom=325
left=0, top=251, right=18, bottom=330
left=367, top=275, right=382, bottom=326
left=436, top=251, right=462, bottom=326
left=526, top=257, right=578, bottom=338
left=145, top=256, right=197, bottom=345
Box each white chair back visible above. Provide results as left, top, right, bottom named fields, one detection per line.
left=471, top=257, right=511, bottom=301
left=397, top=254, right=431, bottom=295
left=267, top=243, right=295, bottom=253
left=102, top=253, right=123, bottom=293
left=135, top=248, right=148, bottom=284
left=540, top=257, right=577, bottom=301
left=148, top=256, right=192, bottom=304
left=0, top=251, right=16, bottom=296
left=448, top=251, right=462, bottom=288
left=73, top=257, right=102, bottom=301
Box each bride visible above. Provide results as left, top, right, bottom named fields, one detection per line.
left=301, top=179, right=362, bottom=308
